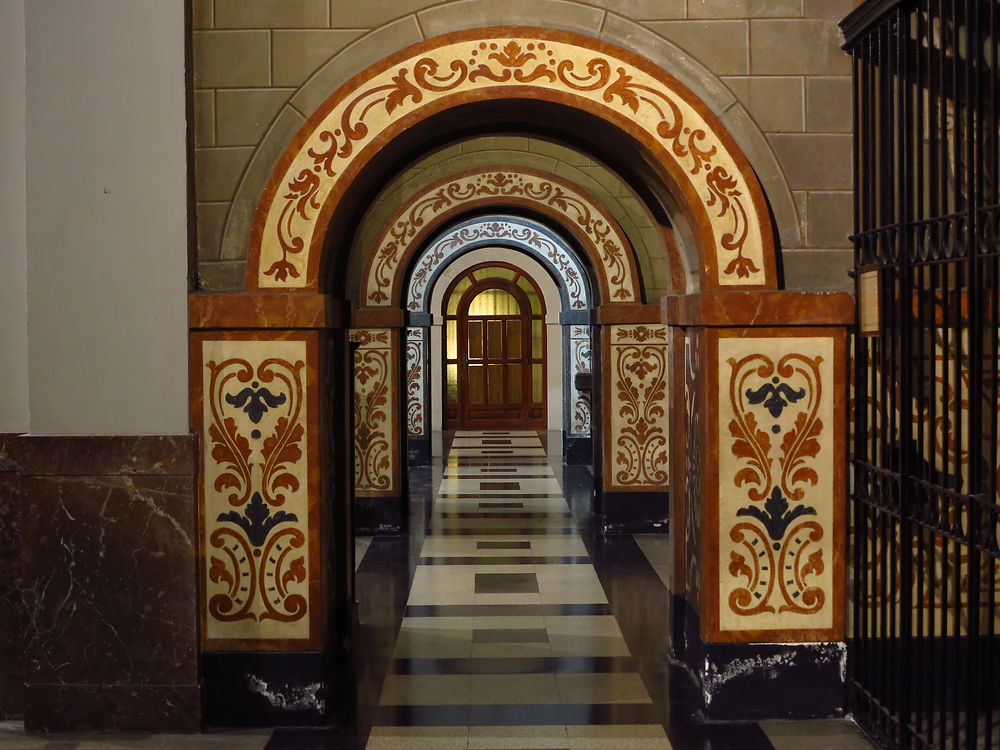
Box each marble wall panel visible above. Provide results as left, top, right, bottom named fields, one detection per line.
left=351, top=328, right=398, bottom=496
left=708, top=330, right=845, bottom=640
left=194, top=334, right=322, bottom=648
left=604, top=325, right=670, bottom=492
left=0, top=435, right=24, bottom=719
left=16, top=435, right=200, bottom=731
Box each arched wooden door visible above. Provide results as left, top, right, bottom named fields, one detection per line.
left=443, top=264, right=546, bottom=430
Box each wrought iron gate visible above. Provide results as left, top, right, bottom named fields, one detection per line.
left=844, top=1, right=1000, bottom=748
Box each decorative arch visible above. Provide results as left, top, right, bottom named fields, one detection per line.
left=361, top=166, right=641, bottom=308
left=406, top=215, right=592, bottom=313
left=246, top=26, right=777, bottom=292
left=403, top=220, right=593, bottom=444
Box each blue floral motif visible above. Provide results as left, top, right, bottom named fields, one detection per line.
left=226, top=381, right=287, bottom=424
left=745, top=377, right=805, bottom=419
left=217, top=492, right=299, bottom=547
left=737, top=486, right=816, bottom=541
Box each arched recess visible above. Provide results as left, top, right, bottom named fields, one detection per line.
left=403, top=217, right=593, bottom=457
left=245, top=26, right=778, bottom=293
left=358, top=166, right=650, bottom=308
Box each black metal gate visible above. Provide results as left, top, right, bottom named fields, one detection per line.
left=844, top=1, right=1000, bottom=748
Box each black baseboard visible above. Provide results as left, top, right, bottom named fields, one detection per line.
left=354, top=496, right=403, bottom=535
left=675, top=596, right=845, bottom=720
left=563, top=435, right=592, bottom=466
left=595, top=490, right=669, bottom=534
left=407, top=436, right=430, bottom=465
left=202, top=652, right=329, bottom=727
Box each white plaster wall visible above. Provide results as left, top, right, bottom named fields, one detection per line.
left=0, top=0, right=29, bottom=433
left=25, top=0, right=189, bottom=435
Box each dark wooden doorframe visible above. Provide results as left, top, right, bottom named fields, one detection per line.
left=442, top=265, right=547, bottom=430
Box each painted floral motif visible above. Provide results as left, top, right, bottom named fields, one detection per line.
left=725, top=352, right=825, bottom=618
left=609, top=326, right=669, bottom=489
left=351, top=329, right=395, bottom=494
left=255, top=33, right=766, bottom=289
left=203, top=350, right=309, bottom=631
left=364, top=168, right=637, bottom=305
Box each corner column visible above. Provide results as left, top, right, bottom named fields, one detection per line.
left=666, top=291, right=852, bottom=720
left=593, top=304, right=670, bottom=533
left=189, top=292, right=346, bottom=727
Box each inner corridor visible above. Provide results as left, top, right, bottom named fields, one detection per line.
left=267, top=431, right=876, bottom=750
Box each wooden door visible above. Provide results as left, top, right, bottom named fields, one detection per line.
left=443, top=266, right=546, bottom=430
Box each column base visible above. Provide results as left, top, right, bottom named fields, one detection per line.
left=354, top=496, right=403, bottom=535
left=407, top=436, right=431, bottom=465
left=563, top=435, right=592, bottom=465
left=595, top=490, right=669, bottom=534
left=674, top=597, right=845, bottom=720
left=202, top=652, right=328, bottom=728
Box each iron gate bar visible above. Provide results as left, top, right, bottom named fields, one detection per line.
left=844, top=0, right=1000, bottom=748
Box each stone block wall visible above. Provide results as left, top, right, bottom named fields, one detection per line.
left=193, top=0, right=855, bottom=293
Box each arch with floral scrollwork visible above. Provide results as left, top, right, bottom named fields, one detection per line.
left=245, top=26, right=778, bottom=293
left=359, top=166, right=648, bottom=310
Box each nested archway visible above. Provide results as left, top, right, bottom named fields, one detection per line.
left=246, top=26, right=778, bottom=293
left=359, top=166, right=647, bottom=308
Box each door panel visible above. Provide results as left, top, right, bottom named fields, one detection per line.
left=442, top=266, right=546, bottom=430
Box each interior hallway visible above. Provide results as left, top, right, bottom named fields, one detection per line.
left=269, top=430, right=876, bottom=749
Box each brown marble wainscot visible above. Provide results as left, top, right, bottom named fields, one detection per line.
left=16, top=435, right=201, bottom=732
left=0, top=434, right=25, bottom=720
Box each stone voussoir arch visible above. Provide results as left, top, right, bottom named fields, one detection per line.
left=359, top=166, right=642, bottom=309
left=246, top=26, right=778, bottom=292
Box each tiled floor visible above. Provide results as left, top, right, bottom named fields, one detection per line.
left=0, top=430, right=878, bottom=750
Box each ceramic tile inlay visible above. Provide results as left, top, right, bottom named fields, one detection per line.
left=571, top=324, right=592, bottom=437
left=405, top=216, right=589, bottom=313
left=717, top=335, right=835, bottom=633
left=250, top=29, right=773, bottom=290
left=352, top=328, right=397, bottom=495
left=606, top=325, right=669, bottom=491
left=200, top=337, right=316, bottom=644
left=405, top=327, right=425, bottom=437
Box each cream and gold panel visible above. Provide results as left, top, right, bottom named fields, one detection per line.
left=350, top=328, right=399, bottom=497
left=603, top=325, right=670, bottom=492
left=704, top=329, right=845, bottom=642
left=193, top=333, right=322, bottom=649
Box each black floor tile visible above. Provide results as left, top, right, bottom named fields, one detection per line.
left=474, top=571, right=539, bottom=593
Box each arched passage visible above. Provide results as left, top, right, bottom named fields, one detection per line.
left=245, top=27, right=778, bottom=293
left=189, top=22, right=852, bottom=728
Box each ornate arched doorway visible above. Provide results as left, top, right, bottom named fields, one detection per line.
left=441, top=264, right=546, bottom=430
